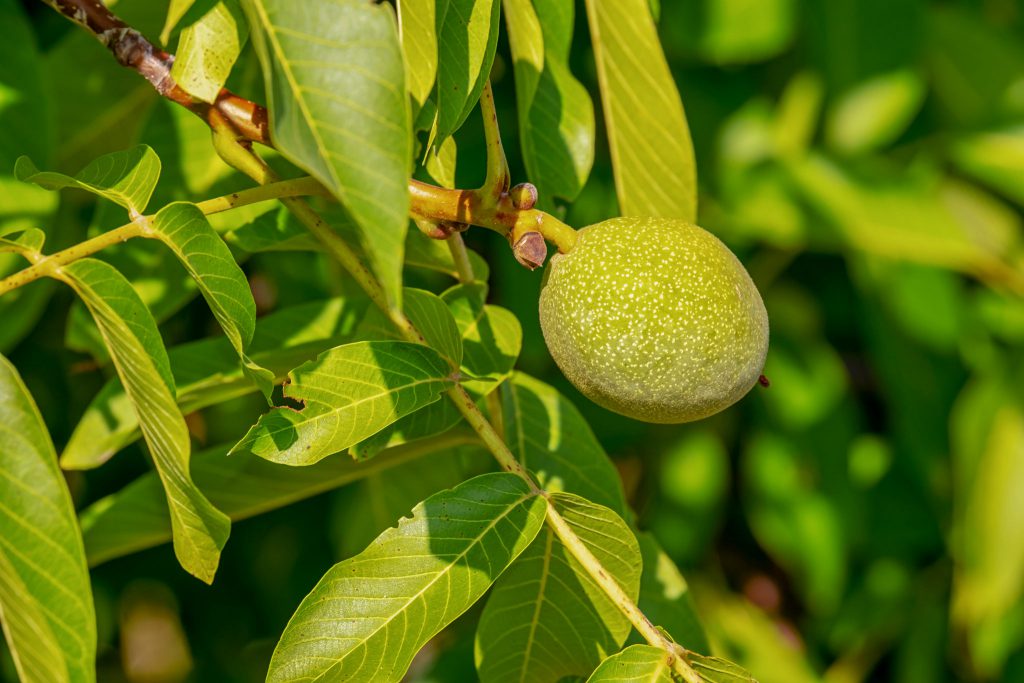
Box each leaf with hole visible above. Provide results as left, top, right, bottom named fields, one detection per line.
left=230, top=341, right=455, bottom=465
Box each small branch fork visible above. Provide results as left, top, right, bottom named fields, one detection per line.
left=36, top=1, right=697, bottom=679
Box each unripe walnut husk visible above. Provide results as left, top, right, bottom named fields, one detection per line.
left=539, top=217, right=769, bottom=423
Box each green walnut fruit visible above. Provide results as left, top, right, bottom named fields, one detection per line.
left=539, top=217, right=768, bottom=423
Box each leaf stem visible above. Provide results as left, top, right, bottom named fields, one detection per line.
left=446, top=234, right=476, bottom=284
left=479, top=80, right=511, bottom=200
left=0, top=175, right=329, bottom=298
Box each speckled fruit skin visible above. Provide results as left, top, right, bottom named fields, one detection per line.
left=539, top=217, right=769, bottom=423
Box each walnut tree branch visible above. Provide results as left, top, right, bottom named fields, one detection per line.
left=42, top=0, right=270, bottom=146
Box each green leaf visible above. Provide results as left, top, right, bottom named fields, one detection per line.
left=53, top=258, right=229, bottom=583
left=267, top=472, right=546, bottom=682
left=688, top=653, right=757, bottom=682
left=825, top=70, right=926, bottom=154
left=583, top=0, right=697, bottom=220
left=665, top=0, right=796, bottom=65
left=424, top=134, right=458, bottom=187
left=242, top=0, right=411, bottom=310
left=171, top=0, right=248, bottom=103
left=223, top=205, right=321, bottom=252
left=349, top=394, right=465, bottom=461
left=81, top=430, right=477, bottom=567
left=0, top=355, right=96, bottom=683
left=147, top=201, right=273, bottom=398
left=505, top=0, right=595, bottom=201
left=442, top=282, right=522, bottom=391
left=161, top=0, right=199, bottom=43
left=62, top=296, right=367, bottom=469
left=476, top=492, right=641, bottom=683
left=503, top=372, right=628, bottom=516
left=15, top=145, right=161, bottom=215
left=405, top=229, right=490, bottom=282
left=586, top=645, right=673, bottom=682
left=230, top=341, right=454, bottom=465
left=434, top=0, right=501, bottom=142
left=632, top=533, right=710, bottom=653
left=950, top=126, right=1024, bottom=209
left=403, top=287, right=463, bottom=367
left=334, top=450, right=476, bottom=558
left=399, top=0, right=447, bottom=117
left=0, top=228, right=45, bottom=257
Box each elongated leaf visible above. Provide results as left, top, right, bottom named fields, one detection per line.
left=435, top=0, right=501, bottom=142
left=268, top=472, right=546, bottom=682
left=231, top=341, right=454, bottom=465
left=148, top=201, right=273, bottom=398
left=399, top=0, right=447, bottom=116
left=171, top=0, right=248, bottom=103
left=62, top=296, right=367, bottom=470
left=243, top=0, right=411, bottom=309
left=81, top=429, right=478, bottom=567
left=15, top=145, right=160, bottom=215
left=161, top=0, right=199, bottom=43
left=224, top=205, right=320, bottom=252
left=505, top=0, right=594, bottom=200
left=0, top=355, right=96, bottom=683
left=503, top=372, right=628, bottom=515
left=54, top=259, right=229, bottom=583
left=586, top=645, right=673, bottom=682
left=476, top=492, right=641, bottom=683
left=442, top=282, right=521, bottom=391
left=632, top=533, right=709, bottom=653
left=584, top=0, right=697, bottom=220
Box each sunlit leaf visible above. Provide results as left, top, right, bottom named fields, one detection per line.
left=434, top=0, right=500, bottom=142
left=53, top=258, right=229, bottom=583
left=160, top=0, right=198, bottom=43
left=476, top=492, right=641, bottom=682
left=688, top=653, right=757, bottom=682
left=15, top=145, right=160, bottom=215
left=399, top=0, right=446, bottom=117
left=171, top=0, right=248, bottom=103
left=267, top=472, right=546, bottom=682
left=442, top=282, right=521, bottom=393
left=147, top=201, right=273, bottom=398
left=0, top=228, right=45, bottom=257
left=664, top=0, right=796, bottom=65
left=950, top=126, right=1024, bottom=209
left=583, top=0, right=697, bottom=220
left=586, top=645, right=673, bottom=682
left=503, top=372, right=628, bottom=516
left=242, top=0, right=411, bottom=310
left=504, top=0, right=594, bottom=201
left=62, top=296, right=367, bottom=469
left=230, top=341, right=454, bottom=465
left=0, top=355, right=96, bottom=683
left=81, top=430, right=478, bottom=567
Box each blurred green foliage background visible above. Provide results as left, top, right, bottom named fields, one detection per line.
left=2, top=0, right=1024, bottom=681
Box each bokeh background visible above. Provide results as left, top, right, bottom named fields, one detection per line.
left=2, top=0, right=1024, bottom=681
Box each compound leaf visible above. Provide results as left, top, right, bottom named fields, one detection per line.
left=267, top=472, right=546, bottom=682
left=475, top=492, right=641, bottom=683
left=503, top=372, right=628, bottom=516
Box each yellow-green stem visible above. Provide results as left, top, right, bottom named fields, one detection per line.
left=479, top=80, right=510, bottom=199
